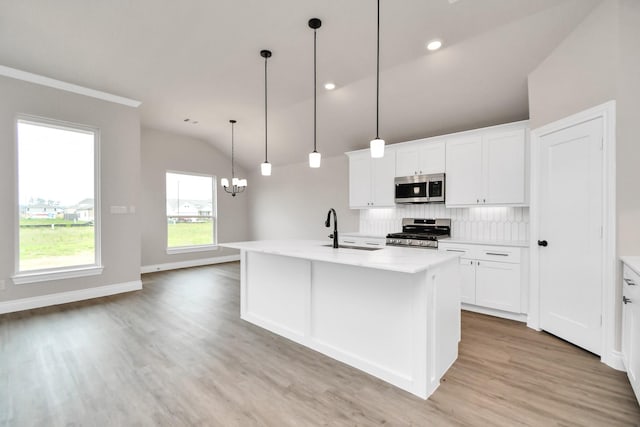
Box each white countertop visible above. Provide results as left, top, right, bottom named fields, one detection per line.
left=621, top=256, right=640, bottom=275
left=220, top=240, right=459, bottom=274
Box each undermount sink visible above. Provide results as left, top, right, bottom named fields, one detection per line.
left=322, top=244, right=383, bottom=251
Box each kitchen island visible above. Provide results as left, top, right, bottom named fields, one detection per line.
left=220, top=240, right=461, bottom=399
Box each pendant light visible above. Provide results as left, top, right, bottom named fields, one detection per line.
left=370, top=0, right=385, bottom=158
left=221, top=120, right=247, bottom=197
left=308, top=18, right=322, bottom=168
left=260, top=49, right=272, bottom=176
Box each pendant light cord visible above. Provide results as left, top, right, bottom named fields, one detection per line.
left=264, top=57, right=268, bottom=162
left=231, top=121, right=235, bottom=179
left=376, top=0, right=380, bottom=140
left=313, top=28, right=317, bottom=153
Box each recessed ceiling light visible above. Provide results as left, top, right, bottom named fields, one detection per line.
left=427, top=40, right=442, bottom=51
left=324, top=82, right=336, bottom=90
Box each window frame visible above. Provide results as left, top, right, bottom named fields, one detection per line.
left=12, top=114, right=102, bottom=285
left=165, top=170, right=218, bottom=255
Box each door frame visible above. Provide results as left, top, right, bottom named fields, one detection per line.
left=528, top=100, right=620, bottom=370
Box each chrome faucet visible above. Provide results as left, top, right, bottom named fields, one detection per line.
left=325, top=208, right=339, bottom=248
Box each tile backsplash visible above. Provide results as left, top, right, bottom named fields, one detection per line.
left=359, top=205, right=529, bottom=242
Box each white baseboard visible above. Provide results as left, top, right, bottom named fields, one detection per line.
left=604, top=350, right=625, bottom=371
left=0, top=280, right=142, bottom=315
left=462, top=303, right=528, bottom=323
left=140, top=255, right=240, bottom=274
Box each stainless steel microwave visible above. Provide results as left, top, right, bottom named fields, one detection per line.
left=394, top=173, right=445, bottom=204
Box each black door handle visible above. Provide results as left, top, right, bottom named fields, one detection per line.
left=538, top=240, right=548, bottom=247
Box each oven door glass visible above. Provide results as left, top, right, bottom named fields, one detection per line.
left=395, top=182, right=427, bottom=200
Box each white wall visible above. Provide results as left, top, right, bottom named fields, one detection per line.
left=0, top=75, right=140, bottom=302
left=140, top=128, right=249, bottom=268
left=247, top=155, right=359, bottom=241
left=616, top=0, right=640, bottom=256
left=527, top=0, right=618, bottom=129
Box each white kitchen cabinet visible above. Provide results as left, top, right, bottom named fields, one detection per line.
left=439, top=242, right=526, bottom=319
left=444, top=135, right=483, bottom=206
left=395, top=140, right=445, bottom=177
left=445, top=123, right=528, bottom=207
left=475, top=260, right=521, bottom=313
left=347, top=150, right=396, bottom=208
left=622, top=261, right=640, bottom=404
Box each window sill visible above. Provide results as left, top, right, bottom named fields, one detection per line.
left=166, top=245, right=219, bottom=255
left=13, top=265, right=104, bottom=285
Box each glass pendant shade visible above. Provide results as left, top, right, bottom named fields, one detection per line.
left=370, top=138, right=385, bottom=158
left=239, top=179, right=247, bottom=187
left=309, top=151, right=321, bottom=168
left=261, top=162, right=272, bottom=176
left=221, top=178, right=229, bottom=188
left=232, top=177, right=239, bottom=186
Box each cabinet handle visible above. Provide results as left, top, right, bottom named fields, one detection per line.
left=476, top=199, right=480, bottom=203
left=365, top=242, right=381, bottom=246
left=477, top=261, right=480, bottom=266
left=623, top=296, right=632, bottom=304
left=447, top=249, right=466, bottom=253
left=343, top=240, right=356, bottom=244
left=486, top=252, right=509, bottom=257
left=624, top=278, right=637, bottom=286
left=483, top=198, right=486, bottom=203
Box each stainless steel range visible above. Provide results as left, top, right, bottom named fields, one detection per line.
left=386, top=218, right=451, bottom=249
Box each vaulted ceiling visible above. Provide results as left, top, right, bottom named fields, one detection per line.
left=0, top=0, right=599, bottom=170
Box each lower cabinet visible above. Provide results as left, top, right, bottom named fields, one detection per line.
left=622, top=262, right=640, bottom=404
left=439, top=242, right=527, bottom=319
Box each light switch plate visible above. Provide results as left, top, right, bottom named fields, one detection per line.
left=0, top=279, right=6, bottom=291
left=110, top=205, right=128, bottom=214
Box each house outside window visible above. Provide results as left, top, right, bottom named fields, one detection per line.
left=15, top=117, right=101, bottom=283
left=165, top=171, right=216, bottom=253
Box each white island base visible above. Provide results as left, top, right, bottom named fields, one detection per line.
left=223, top=240, right=461, bottom=399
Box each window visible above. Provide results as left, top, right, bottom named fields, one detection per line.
left=166, top=172, right=216, bottom=253
left=16, top=117, right=100, bottom=279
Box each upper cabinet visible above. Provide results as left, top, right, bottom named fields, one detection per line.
left=347, top=150, right=396, bottom=208
left=346, top=120, right=529, bottom=210
left=446, top=123, right=528, bottom=207
left=395, top=140, right=445, bottom=177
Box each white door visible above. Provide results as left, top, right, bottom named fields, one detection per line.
left=538, top=117, right=603, bottom=355
left=445, top=136, right=483, bottom=206
left=483, top=129, right=526, bottom=205
left=371, top=152, right=396, bottom=207
left=475, top=260, right=521, bottom=313
left=419, top=141, right=445, bottom=175
left=349, top=154, right=372, bottom=208
left=459, top=258, right=476, bottom=305
left=395, top=146, right=420, bottom=176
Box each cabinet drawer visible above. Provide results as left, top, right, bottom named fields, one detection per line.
left=624, top=265, right=640, bottom=290
left=339, top=236, right=386, bottom=248
left=438, top=243, right=475, bottom=258
left=475, top=246, right=520, bottom=264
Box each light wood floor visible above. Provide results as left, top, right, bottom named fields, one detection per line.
left=1, top=262, right=638, bottom=426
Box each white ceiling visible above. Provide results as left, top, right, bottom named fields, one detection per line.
left=0, top=0, right=599, bottom=170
